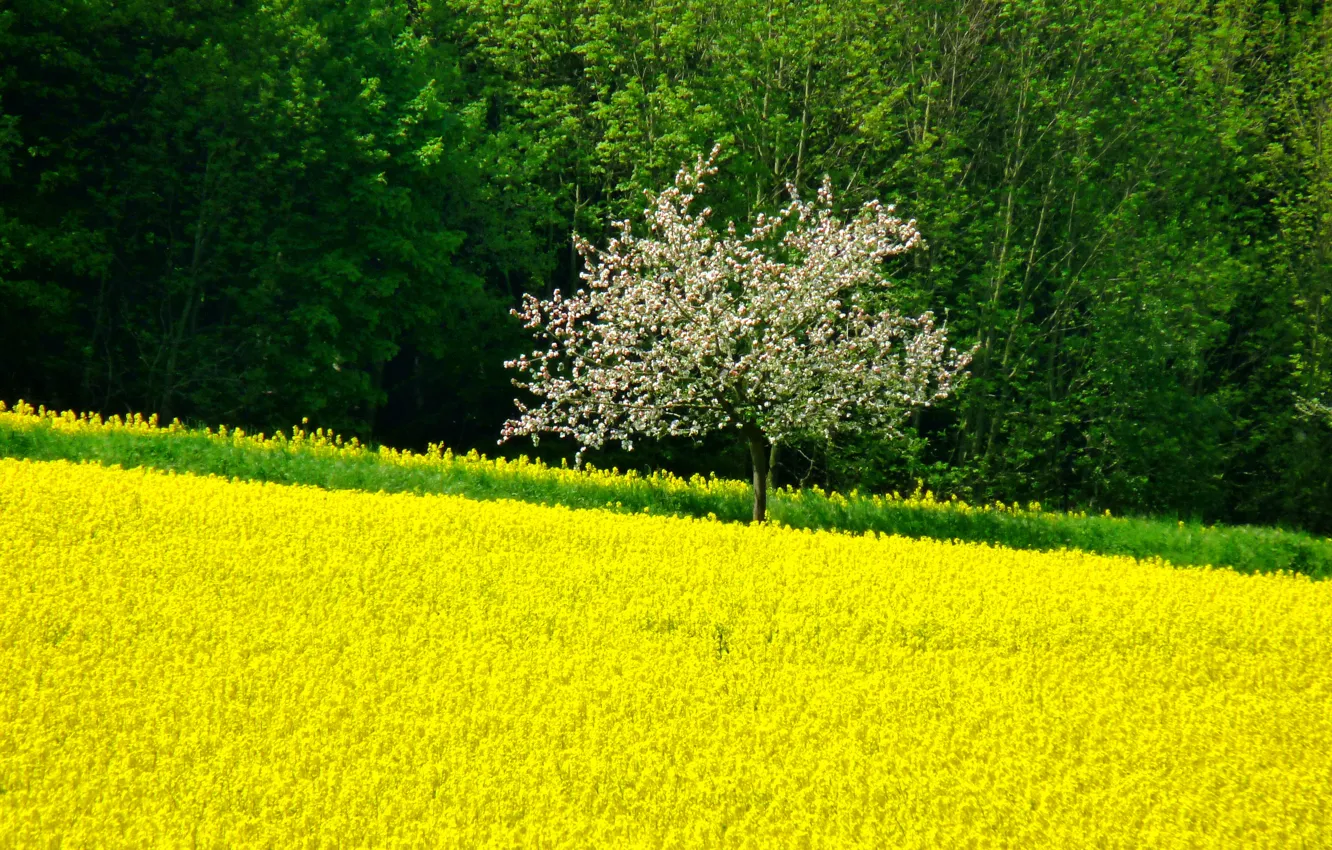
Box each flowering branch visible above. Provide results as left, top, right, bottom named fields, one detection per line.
left=502, top=145, right=973, bottom=520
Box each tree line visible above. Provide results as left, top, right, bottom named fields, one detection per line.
left=2, top=0, right=1330, bottom=531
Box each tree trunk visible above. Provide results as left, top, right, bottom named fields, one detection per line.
left=745, top=426, right=770, bottom=523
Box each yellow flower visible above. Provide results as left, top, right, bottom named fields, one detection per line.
left=0, top=456, right=1328, bottom=846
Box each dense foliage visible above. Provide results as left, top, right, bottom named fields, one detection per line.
left=3, top=0, right=1330, bottom=530
left=5, top=401, right=1329, bottom=577
left=0, top=0, right=516, bottom=441
left=3, top=457, right=1330, bottom=844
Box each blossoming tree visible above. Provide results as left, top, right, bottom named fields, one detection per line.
left=502, top=147, right=973, bottom=522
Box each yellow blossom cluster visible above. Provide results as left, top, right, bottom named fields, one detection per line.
left=1, top=457, right=1329, bottom=847
left=0, top=400, right=1113, bottom=521
left=0, top=399, right=751, bottom=499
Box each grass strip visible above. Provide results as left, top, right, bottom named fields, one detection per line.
left=2, top=400, right=1328, bottom=578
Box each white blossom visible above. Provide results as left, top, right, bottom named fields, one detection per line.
left=501, top=145, right=973, bottom=515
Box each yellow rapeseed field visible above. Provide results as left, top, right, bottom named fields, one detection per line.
left=1, top=458, right=1330, bottom=848
left=0, top=400, right=1092, bottom=521
left=0, top=400, right=759, bottom=505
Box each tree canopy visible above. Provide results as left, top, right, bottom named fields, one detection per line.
left=503, top=148, right=971, bottom=519
left=2, top=0, right=1330, bottom=531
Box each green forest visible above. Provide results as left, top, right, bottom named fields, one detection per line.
left=3, top=0, right=1330, bottom=532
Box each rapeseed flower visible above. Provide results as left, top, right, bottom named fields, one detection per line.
left=0, top=457, right=1329, bottom=846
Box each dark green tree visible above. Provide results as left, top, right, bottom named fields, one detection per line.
left=0, top=0, right=510, bottom=436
